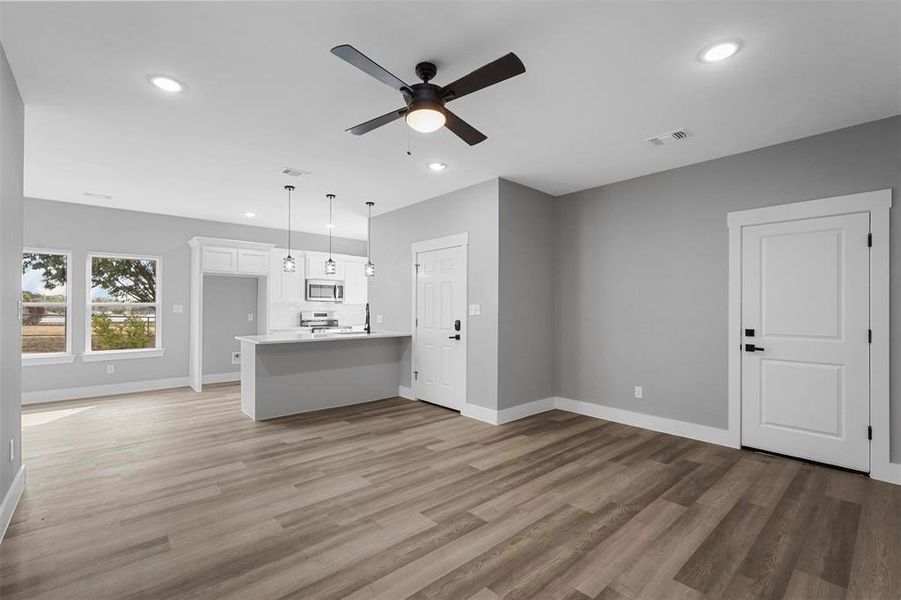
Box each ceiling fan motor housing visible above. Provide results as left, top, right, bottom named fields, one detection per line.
left=406, top=82, right=445, bottom=113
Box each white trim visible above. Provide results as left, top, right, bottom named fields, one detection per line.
left=22, top=377, right=189, bottom=405
left=727, top=189, right=897, bottom=484
left=726, top=189, right=892, bottom=228
left=555, top=397, right=737, bottom=447
left=202, top=372, right=240, bottom=385
left=410, top=232, right=469, bottom=255
left=411, top=233, right=469, bottom=413
left=81, top=348, right=166, bottom=362
left=0, top=466, right=25, bottom=544
left=22, top=353, right=75, bottom=366
left=22, top=248, right=73, bottom=358
left=398, top=386, right=414, bottom=400
left=84, top=252, right=162, bottom=359
left=463, top=397, right=557, bottom=425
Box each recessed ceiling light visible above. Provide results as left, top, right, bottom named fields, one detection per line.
left=325, top=223, right=335, bottom=229
left=427, top=161, right=447, bottom=172
left=700, top=41, right=741, bottom=63
left=148, top=75, right=185, bottom=93
left=243, top=211, right=256, bottom=218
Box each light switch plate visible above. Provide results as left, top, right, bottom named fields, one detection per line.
left=247, top=312, right=254, bottom=322
left=106, top=364, right=115, bottom=375
left=172, top=304, right=184, bottom=314
left=468, top=304, right=481, bottom=316
left=634, top=386, right=643, bottom=399
left=231, top=352, right=241, bottom=365
left=376, top=314, right=384, bottom=324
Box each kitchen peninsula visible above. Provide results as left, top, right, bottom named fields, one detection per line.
left=236, top=331, right=412, bottom=420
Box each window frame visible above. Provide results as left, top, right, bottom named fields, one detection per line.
left=83, top=252, right=165, bottom=361
left=21, top=248, right=74, bottom=366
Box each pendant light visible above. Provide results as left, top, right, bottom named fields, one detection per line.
left=282, top=185, right=296, bottom=272
left=364, top=201, right=375, bottom=277
left=324, top=193, right=337, bottom=275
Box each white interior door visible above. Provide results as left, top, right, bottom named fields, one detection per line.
left=414, top=245, right=466, bottom=411
left=741, top=212, right=870, bottom=471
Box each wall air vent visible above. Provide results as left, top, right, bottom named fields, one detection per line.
left=281, top=167, right=311, bottom=177
left=646, top=129, right=690, bottom=146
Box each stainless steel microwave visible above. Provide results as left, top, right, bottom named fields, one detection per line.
left=305, top=279, right=345, bottom=303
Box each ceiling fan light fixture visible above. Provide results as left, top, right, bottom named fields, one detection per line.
left=406, top=107, right=446, bottom=133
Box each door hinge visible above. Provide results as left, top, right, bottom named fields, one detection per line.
left=868, top=329, right=872, bottom=344
left=415, top=317, right=418, bottom=327
left=867, top=233, right=872, bottom=247
left=868, top=425, right=872, bottom=440
left=414, top=263, right=421, bottom=272
left=413, top=370, right=419, bottom=380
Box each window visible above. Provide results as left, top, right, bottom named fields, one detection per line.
left=85, top=254, right=163, bottom=358
left=22, top=250, right=72, bottom=363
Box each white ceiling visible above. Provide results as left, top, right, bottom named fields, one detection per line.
left=1, top=1, right=898, bottom=239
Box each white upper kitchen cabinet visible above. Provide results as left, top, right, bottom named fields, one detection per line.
left=269, top=247, right=304, bottom=303
left=343, top=258, right=368, bottom=305
left=305, top=251, right=345, bottom=280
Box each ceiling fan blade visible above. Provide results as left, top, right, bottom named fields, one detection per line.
left=331, top=44, right=409, bottom=92
left=441, top=52, right=525, bottom=101
left=443, top=109, right=487, bottom=146
left=347, top=108, right=408, bottom=135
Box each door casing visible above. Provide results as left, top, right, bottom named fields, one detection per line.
left=411, top=233, right=469, bottom=410
left=727, top=189, right=894, bottom=483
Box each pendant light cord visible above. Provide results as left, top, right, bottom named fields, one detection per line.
left=285, top=185, right=294, bottom=255
left=367, top=202, right=372, bottom=259
left=328, top=194, right=333, bottom=257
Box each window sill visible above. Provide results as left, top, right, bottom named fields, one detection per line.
left=22, top=353, right=76, bottom=366
left=82, top=349, right=166, bottom=362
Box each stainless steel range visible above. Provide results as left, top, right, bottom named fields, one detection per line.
left=299, top=311, right=353, bottom=334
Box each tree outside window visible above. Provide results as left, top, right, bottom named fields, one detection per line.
left=88, top=256, right=160, bottom=352
left=22, top=252, right=69, bottom=355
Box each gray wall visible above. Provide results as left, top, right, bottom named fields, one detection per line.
left=555, top=116, right=900, bottom=459
left=497, top=179, right=556, bottom=409
left=22, top=198, right=365, bottom=394
left=202, top=276, right=258, bottom=376
left=0, top=42, right=24, bottom=505
left=368, top=179, right=500, bottom=410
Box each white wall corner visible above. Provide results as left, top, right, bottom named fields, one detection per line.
left=461, top=403, right=500, bottom=425
left=398, top=386, right=414, bottom=400
left=0, top=465, right=25, bottom=544
left=554, top=397, right=737, bottom=448
left=870, top=461, right=901, bottom=486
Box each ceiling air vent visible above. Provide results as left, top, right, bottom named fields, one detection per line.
left=281, top=167, right=311, bottom=177
left=646, top=129, right=690, bottom=146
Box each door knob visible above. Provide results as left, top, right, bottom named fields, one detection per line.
left=744, top=343, right=765, bottom=352
left=448, top=334, right=461, bottom=340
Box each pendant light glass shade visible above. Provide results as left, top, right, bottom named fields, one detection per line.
left=325, top=193, right=336, bottom=275
left=282, top=185, right=295, bottom=273
left=364, top=201, right=375, bottom=278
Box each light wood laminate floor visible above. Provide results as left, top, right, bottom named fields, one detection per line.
left=2, top=384, right=899, bottom=599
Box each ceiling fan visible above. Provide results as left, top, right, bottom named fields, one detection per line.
left=330, top=44, right=525, bottom=146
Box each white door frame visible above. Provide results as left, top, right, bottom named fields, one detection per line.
left=411, top=232, right=469, bottom=409
left=727, top=189, right=896, bottom=484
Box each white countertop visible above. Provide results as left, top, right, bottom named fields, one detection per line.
left=236, top=331, right=411, bottom=345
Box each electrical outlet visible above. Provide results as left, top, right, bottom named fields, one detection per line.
left=106, top=364, right=115, bottom=375
left=634, top=386, right=643, bottom=399
left=468, top=304, right=481, bottom=316
left=231, top=352, right=241, bottom=365
left=247, top=312, right=254, bottom=322
left=9, top=439, right=14, bottom=462
left=376, top=314, right=384, bottom=324
left=172, top=304, right=184, bottom=314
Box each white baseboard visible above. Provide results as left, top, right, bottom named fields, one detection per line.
left=202, top=372, right=240, bottom=385
left=554, top=397, right=737, bottom=448
left=22, top=377, right=190, bottom=405
left=459, top=395, right=734, bottom=449
left=0, top=465, right=25, bottom=544
left=462, top=397, right=556, bottom=425
left=871, top=460, right=901, bottom=486
left=398, top=386, right=414, bottom=400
